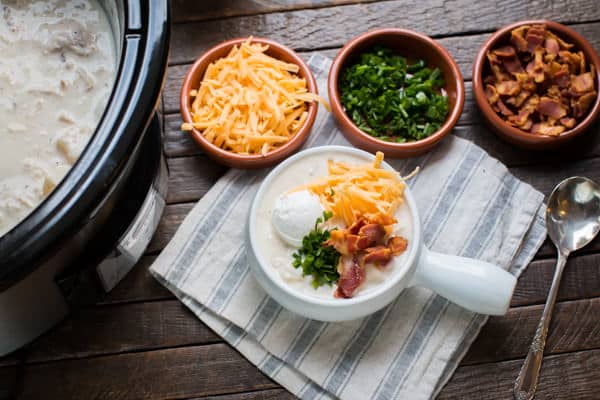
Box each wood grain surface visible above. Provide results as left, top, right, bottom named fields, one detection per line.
left=2, top=1, right=600, bottom=399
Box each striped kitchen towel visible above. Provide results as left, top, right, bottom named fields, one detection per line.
left=150, top=54, right=547, bottom=399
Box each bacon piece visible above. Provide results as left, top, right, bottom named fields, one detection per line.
left=531, top=122, right=566, bottom=136
left=515, top=72, right=536, bottom=92
left=487, top=52, right=512, bottom=82
left=505, top=90, right=531, bottom=107
left=511, top=25, right=529, bottom=52
left=496, top=97, right=514, bottom=116
left=362, top=246, right=392, bottom=266
left=525, top=24, right=546, bottom=53
left=560, top=117, right=576, bottom=129
left=334, top=255, right=365, bottom=298
left=357, top=224, right=386, bottom=249
left=485, top=84, right=499, bottom=105
left=559, top=50, right=581, bottom=74
left=325, top=230, right=354, bottom=255
left=508, top=95, right=539, bottom=129
left=494, top=45, right=516, bottom=58
left=503, top=57, right=524, bottom=75
left=545, top=37, right=559, bottom=56
left=496, top=80, right=521, bottom=96
left=572, top=92, right=597, bottom=118
left=546, top=85, right=562, bottom=100
left=387, top=236, right=408, bottom=255
left=571, top=72, right=595, bottom=95
left=493, top=46, right=524, bottom=75
left=508, top=110, right=532, bottom=129
left=347, top=219, right=367, bottom=235
left=578, top=51, right=586, bottom=75
left=546, top=30, right=574, bottom=50
left=546, top=62, right=571, bottom=88
left=538, top=96, right=567, bottom=119
left=530, top=48, right=546, bottom=82
left=520, top=118, right=533, bottom=131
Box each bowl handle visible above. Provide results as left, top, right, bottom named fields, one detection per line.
left=410, top=246, right=517, bottom=315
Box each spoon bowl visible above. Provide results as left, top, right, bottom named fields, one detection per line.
left=546, top=177, right=600, bottom=253
left=515, top=176, right=600, bottom=400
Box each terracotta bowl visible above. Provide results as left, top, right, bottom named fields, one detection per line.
left=180, top=37, right=318, bottom=169
left=328, top=28, right=465, bottom=158
left=473, top=20, right=600, bottom=150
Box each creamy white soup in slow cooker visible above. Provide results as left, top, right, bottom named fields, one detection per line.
left=0, top=0, right=116, bottom=237
left=255, top=152, right=414, bottom=299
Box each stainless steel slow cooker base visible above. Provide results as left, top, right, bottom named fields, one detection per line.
left=0, top=117, right=167, bottom=357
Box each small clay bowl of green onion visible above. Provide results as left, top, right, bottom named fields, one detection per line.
left=328, top=28, right=465, bottom=157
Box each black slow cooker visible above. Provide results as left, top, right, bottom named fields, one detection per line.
left=0, top=0, right=170, bottom=355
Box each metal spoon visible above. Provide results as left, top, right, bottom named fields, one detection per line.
left=514, top=176, right=600, bottom=400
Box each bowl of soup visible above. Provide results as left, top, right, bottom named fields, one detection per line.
left=247, top=146, right=517, bottom=321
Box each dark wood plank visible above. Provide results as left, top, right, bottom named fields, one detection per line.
left=172, top=0, right=381, bottom=23
left=512, top=253, right=600, bottom=307
left=187, top=389, right=295, bottom=400
left=20, top=249, right=600, bottom=365
left=19, top=344, right=276, bottom=400
left=164, top=113, right=203, bottom=158
left=166, top=155, right=227, bottom=204
left=24, top=300, right=220, bottom=364
left=163, top=112, right=600, bottom=171
left=537, top=236, right=600, bottom=258
left=170, top=5, right=600, bottom=65
left=96, top=256, right=173, bottom=305
left=0, top=366, right=17, bottom=400
left=464, top=297, right=600, bottom=365
left=510, top=157, right=600, bottom=196
left=147, top=202, right=194, bottom=253
left=22, top=294, right=600, bottom=368
left=440, top=348, right=600, bottom=399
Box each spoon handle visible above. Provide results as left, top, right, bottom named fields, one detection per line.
left=514, top=250, right=568, bottom=400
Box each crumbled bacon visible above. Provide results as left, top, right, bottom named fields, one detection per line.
left=387, top=236, right=408, bottom=255
left=496, top=80, right=521, bottom=96
left=511, top=26, right=529, bottom=52
left=505, top=90, right=531, bottom=108
left=531, top=122, right=565, bottom=136
left=325, top=216, right=409, bottom=298
left=362, top=246, right=392, bottom=266
left=334, top=255, right=365, bottom=299
left=538, top=96, right=567, bottom=119
left=572, top=92, right=597, bottom=118
left=484, top=24, right=597, bottom=136
left=560, top=117, right=576, bottom=128
left=525, top=24, right=546, bottom=52
left=545, top=37, right=560, bottom=56
left=496, top=98, right=514, bottom=116
left=571, top=72, right=595, bottom=95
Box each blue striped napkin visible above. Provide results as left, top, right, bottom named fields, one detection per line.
left=150, top=54, right=546, bottom=400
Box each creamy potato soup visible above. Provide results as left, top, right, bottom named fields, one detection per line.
left=255, top=152, right=413, bottom=299
left=0, top=0, right=116, bottom=236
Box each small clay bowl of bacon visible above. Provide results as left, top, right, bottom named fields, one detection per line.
left=473, top=20, right=600, bottom=149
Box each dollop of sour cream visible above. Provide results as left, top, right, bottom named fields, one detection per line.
left=271, top=190, right=324, bottom=247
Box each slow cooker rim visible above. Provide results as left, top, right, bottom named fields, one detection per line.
left=0, top=0, right=171, bottom=291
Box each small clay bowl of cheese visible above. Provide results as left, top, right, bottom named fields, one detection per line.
left=180, top=37, right=323, bottom=169
left=246, top=145, right=518, bottom=321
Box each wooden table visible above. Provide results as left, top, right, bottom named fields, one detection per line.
left=2, top=1, right=600, bottom=399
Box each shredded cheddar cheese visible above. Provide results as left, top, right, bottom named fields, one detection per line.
left=181, top=38, right=329, bottom=155
left=297, top=152, right=410, bottom=227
